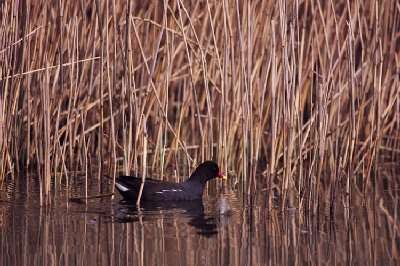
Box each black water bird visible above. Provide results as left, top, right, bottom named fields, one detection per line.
left=115, top=161, right=226, bottom=202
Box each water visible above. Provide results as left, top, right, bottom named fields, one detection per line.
left=0, top=174, right=398, bottom=265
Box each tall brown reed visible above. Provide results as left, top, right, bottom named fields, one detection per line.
left=0, top=1, right=399, bottom=211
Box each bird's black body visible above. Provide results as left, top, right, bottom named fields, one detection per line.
left=115, top=161, right=225, bottom=202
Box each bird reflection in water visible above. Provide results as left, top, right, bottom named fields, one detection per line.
left=115, top=200, right=220, bottom=237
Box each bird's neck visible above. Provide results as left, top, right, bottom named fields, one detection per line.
left=187, top=175, right=207, bottom=185
left=184, top=178, right=206, bottom=196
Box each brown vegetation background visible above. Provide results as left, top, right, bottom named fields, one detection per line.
left=0, top=1, right=399, bottom=207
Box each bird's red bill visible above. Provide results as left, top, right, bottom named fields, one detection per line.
left=218, top=172, right=227, bottom=180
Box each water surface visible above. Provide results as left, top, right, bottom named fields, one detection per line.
left=0, top=174, right=398, bottom=265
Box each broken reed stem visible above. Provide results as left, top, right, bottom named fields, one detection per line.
left=69, top=192, right=114, bottom=202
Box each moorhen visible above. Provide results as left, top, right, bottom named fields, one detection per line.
left=115, top=161, right=226, bottom=201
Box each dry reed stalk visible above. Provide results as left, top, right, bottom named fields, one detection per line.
left=42, top=63, right=51, bottom=204
left=0, top=1, right=398, bottom=232
left=0, top=88, right=4, bottom=184
left=136, top=116, right=148, bottom=205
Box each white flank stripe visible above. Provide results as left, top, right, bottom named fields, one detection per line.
left=116, top=183, right=129, bottom=192
left=160, top=189, right=183, bottom=193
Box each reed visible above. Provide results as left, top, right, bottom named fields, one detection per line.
left=0, top=0, right=399, bottom=211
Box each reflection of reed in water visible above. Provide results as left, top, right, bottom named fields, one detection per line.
left=0, top=178, right=399, bottom=265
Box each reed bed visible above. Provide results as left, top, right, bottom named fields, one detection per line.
left=0, top=0, right=399, bottom=212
